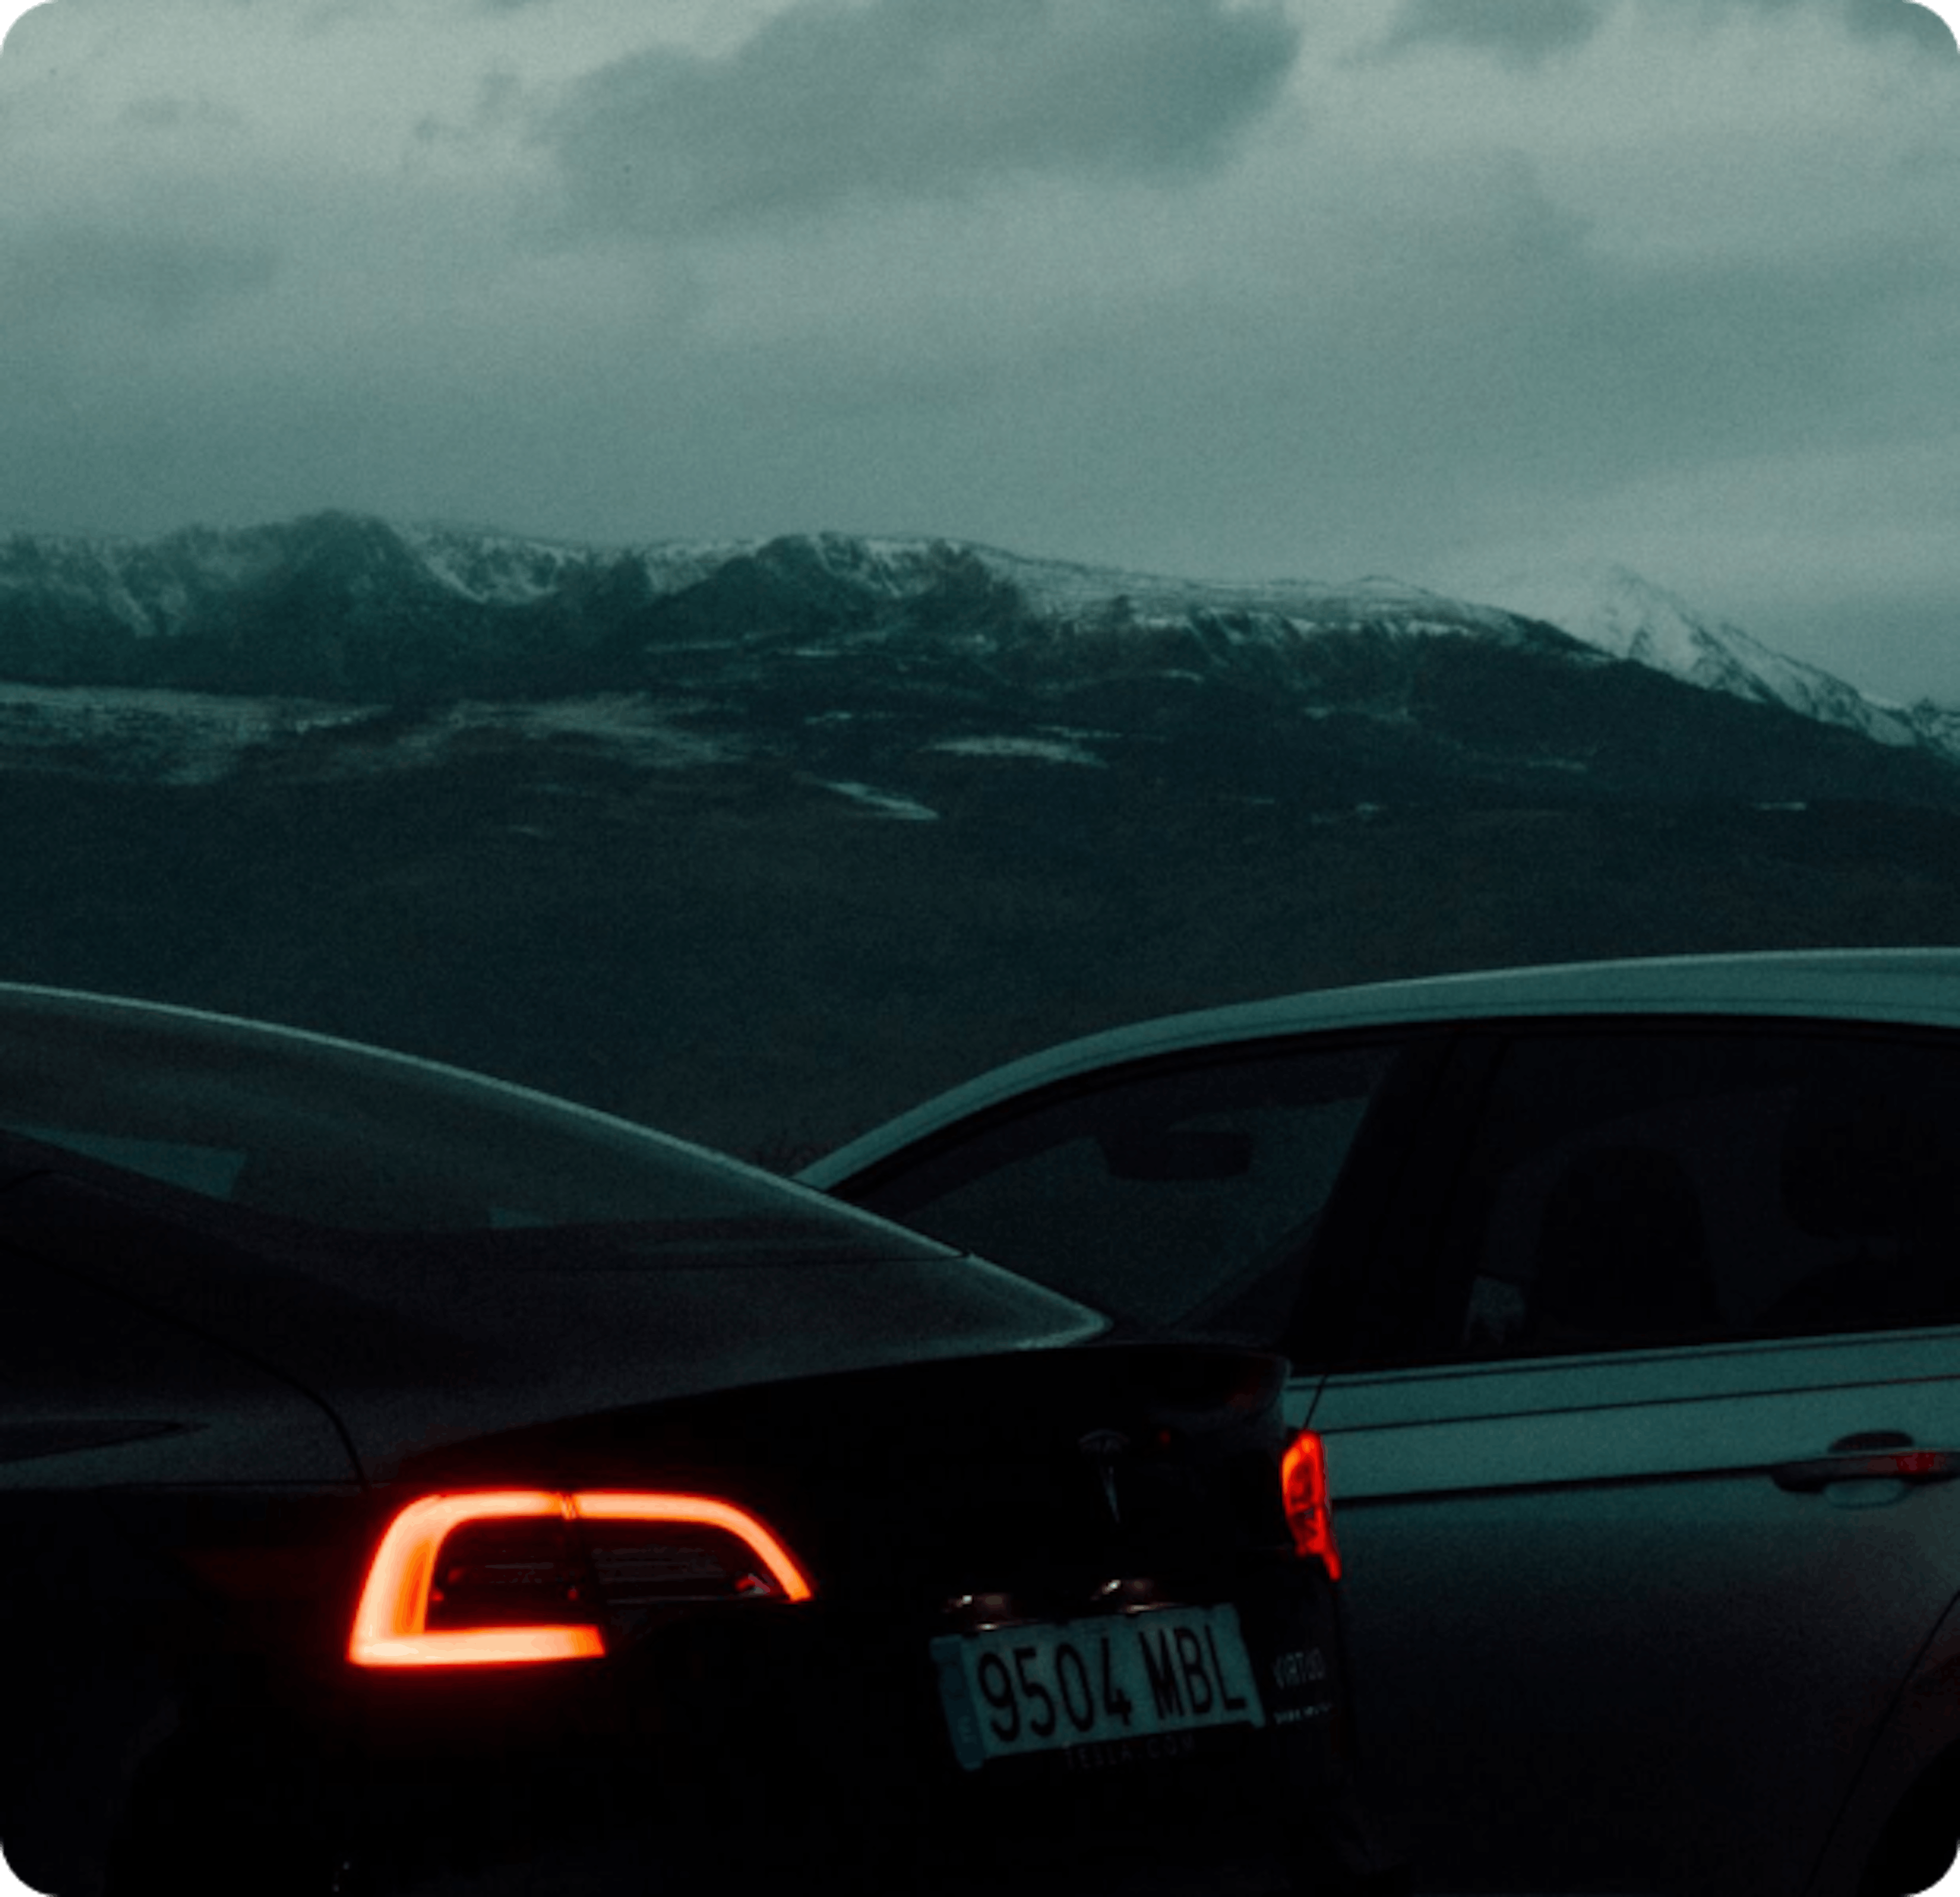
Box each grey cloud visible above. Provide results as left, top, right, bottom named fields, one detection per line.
left=1378, top=0, right=1943, bottom=63
left=120, top=96, right=197, bottom=130
left=1677, top=0, right=1957, bottom=37
left=116, top=94, right=249, bottom=132
left=0, top=223, right=277, bottom=328
left=784, top=143, right=1956, bottom=586
left=1382, top=0, right=1609, bottom=66
left=537, top=0, right=1301, bottom=237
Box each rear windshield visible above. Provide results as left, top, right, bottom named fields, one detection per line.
left=0, top=988, right=953, bottom=1260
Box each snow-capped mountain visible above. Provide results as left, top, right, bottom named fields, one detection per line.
left=1479, top=562, right=1937, bottom=755
left=0, top=513, right=1953, bottom=809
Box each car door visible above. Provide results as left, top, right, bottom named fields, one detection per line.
left=1294, top=1019, right=1960, bottom=1897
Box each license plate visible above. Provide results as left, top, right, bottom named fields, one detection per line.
left=931, top=1603, right=1266, bottom=1772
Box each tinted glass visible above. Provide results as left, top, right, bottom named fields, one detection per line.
left=845, top=1040, right=1400, bottom=1336
left=0, top=989, right=950, bottom=1257
left=1439, top=1027, right=1960, bottom=1359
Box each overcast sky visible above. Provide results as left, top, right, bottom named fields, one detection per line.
left=0, top=0, right=1955, bottom=697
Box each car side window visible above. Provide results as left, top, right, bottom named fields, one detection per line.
left=839, top=1040, right=1402, bottom=1338
left=1437, top=1026, right=1960, bottom=1361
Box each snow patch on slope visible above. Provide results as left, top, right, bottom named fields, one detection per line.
left=0, top=686, right=746, bottom=783
left=962, top=545, right=1530, bottom=642
left=928, top=736, right=1108, bottom=767
left=0, top=685, right=372, bottom=782
left=331, top=697, right=746, bottom=774
left=813, top=780, right=939, bottom=820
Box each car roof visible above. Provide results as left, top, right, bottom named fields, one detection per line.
left=0, top=981, right=1116, bottom=1478
left=801, top=948, right=1960, bottom=1185
left=0, top=977, right=955, bottom=1238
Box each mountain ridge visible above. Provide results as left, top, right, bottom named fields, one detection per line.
left=0, top=511, right=1952, bottom=807
left=0, top=508, right=1659, bottom=665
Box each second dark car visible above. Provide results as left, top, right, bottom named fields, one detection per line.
left=804, top=949, right=1960, bottom=1897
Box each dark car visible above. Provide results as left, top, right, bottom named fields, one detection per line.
left=803, top=947, right=1960, bottom=1897
left=0, top=982, right=1381, bottom=1897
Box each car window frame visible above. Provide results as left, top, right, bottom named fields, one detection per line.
left=830, top=1025, right=1459, bottom=1356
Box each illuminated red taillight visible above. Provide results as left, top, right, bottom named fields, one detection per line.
left=573, top=1491, right=815, bottom=1606
left=1281, top=1429, right=1342, bottom=1582
left=350, top=1489, right=815, bottom=1669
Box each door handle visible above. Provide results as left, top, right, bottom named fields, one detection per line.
left=1772, top=1449, right=1959, bottom=1493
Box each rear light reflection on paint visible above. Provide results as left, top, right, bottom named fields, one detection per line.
left=350, top=1489, right=814, bottom=1668
left=1281, top=1429, right=1342, bottom=1583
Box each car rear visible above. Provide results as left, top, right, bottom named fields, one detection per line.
left=0, top=986, right=1375, bottom=1895
left=84, top=1346, right=1357, bottom=1896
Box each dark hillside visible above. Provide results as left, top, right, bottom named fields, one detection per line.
left=4, top=748, right=1958, bottom=1166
